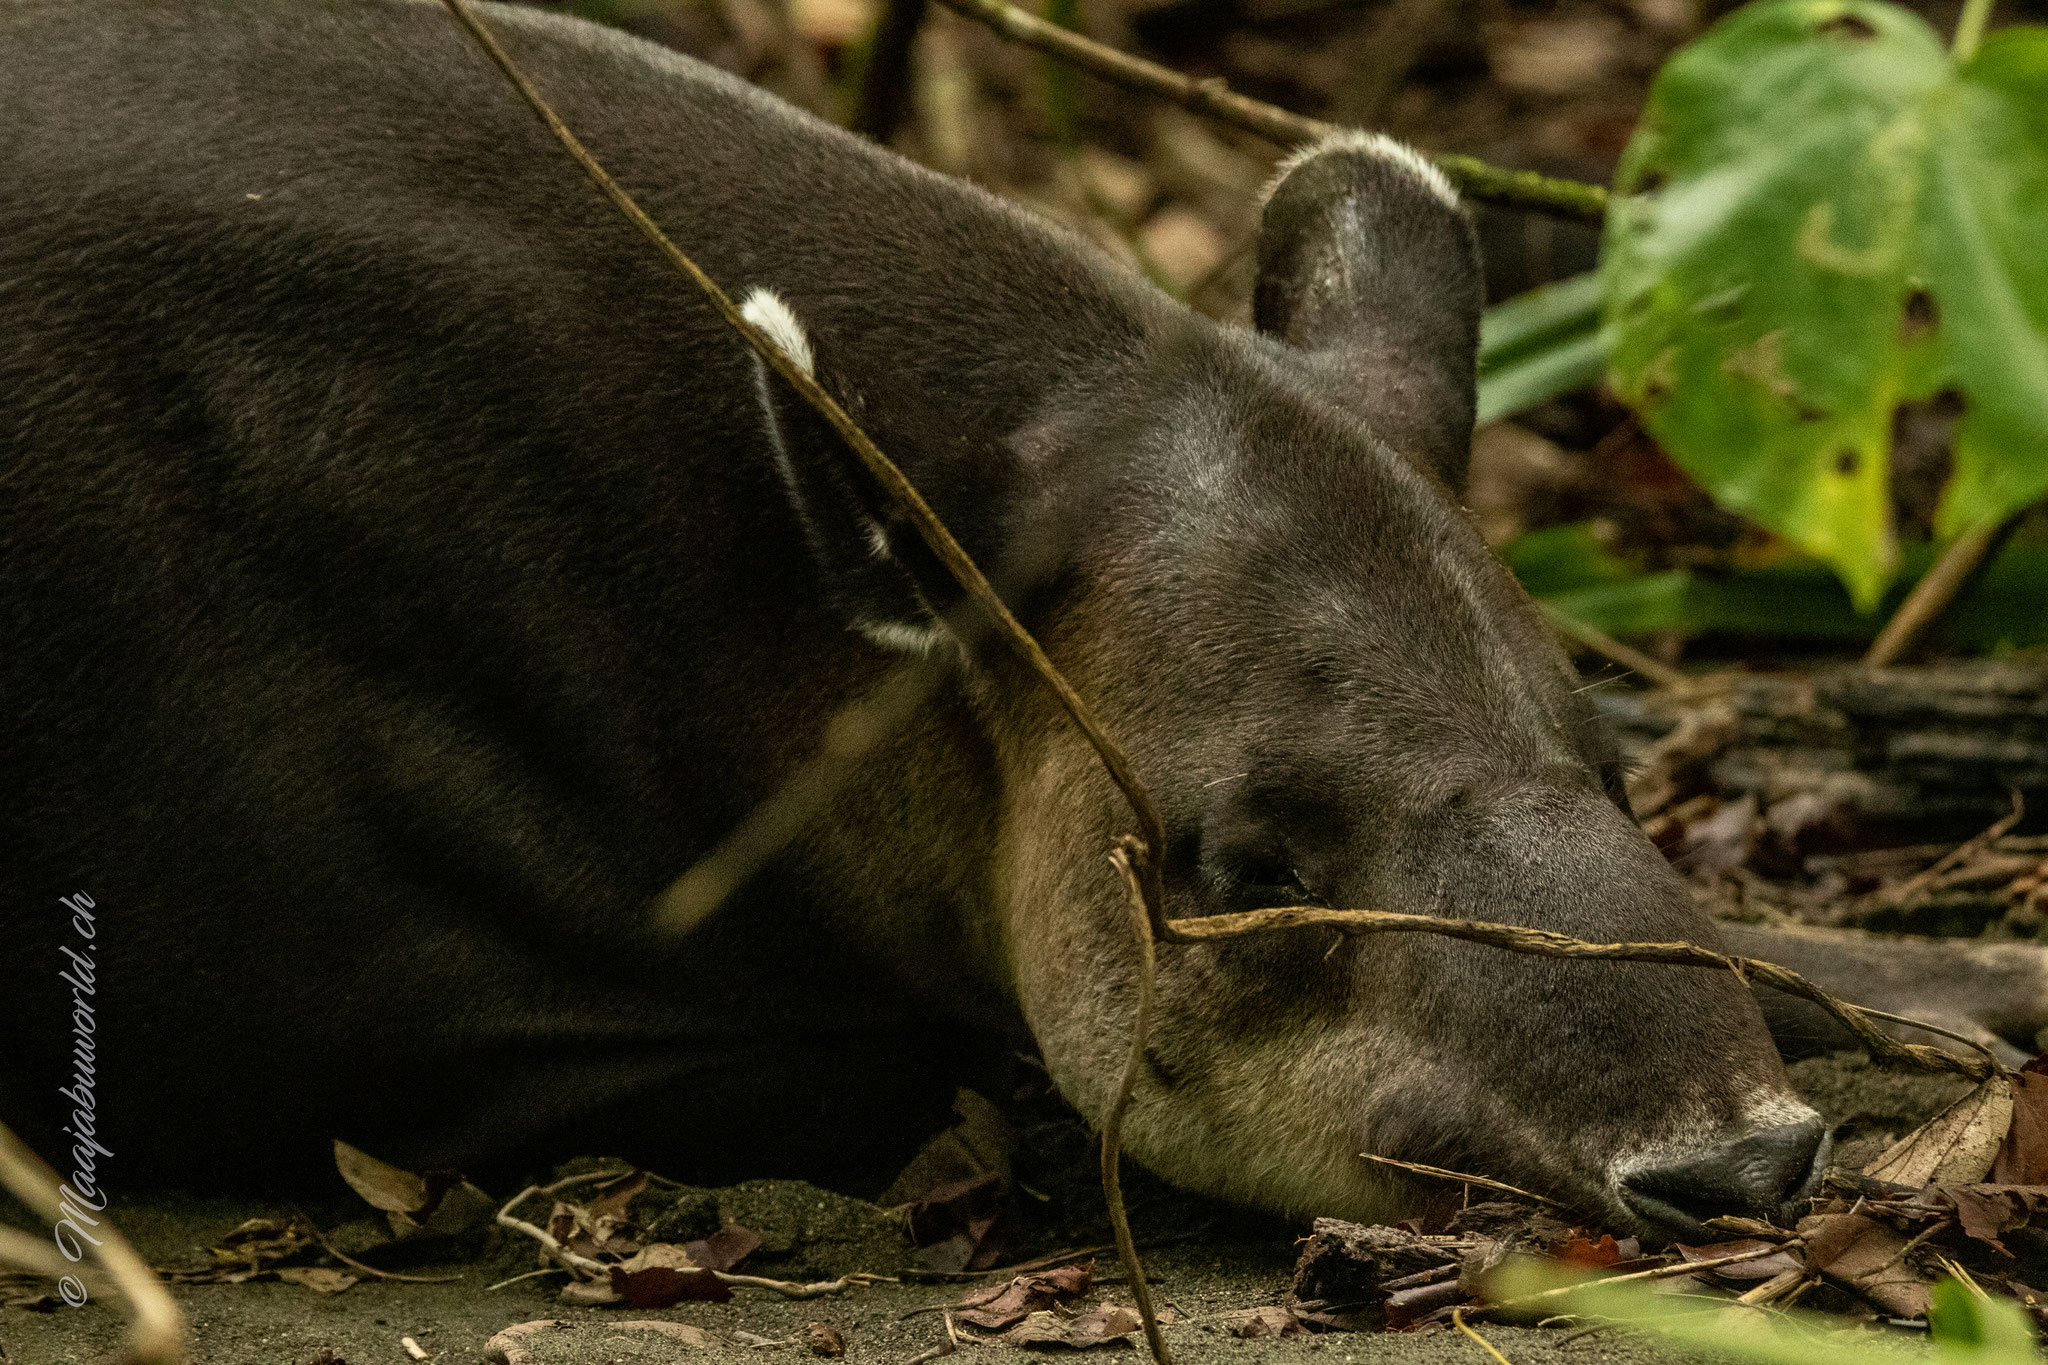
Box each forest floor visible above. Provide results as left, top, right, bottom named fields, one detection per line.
left=0, top=1053, right=1964, bottom=1365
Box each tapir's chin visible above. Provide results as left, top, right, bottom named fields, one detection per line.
left=1600, top=1095, right=1830, bottom=1242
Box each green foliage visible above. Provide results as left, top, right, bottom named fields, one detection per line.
left=1602, top=0, right=2048, bottom=608
left=1491, top=1260, right=2040, bottom=1362
left=1931, top=1277, right=2043, bottom=1363
left=1500, top=520, right=2048, bottom=649
left=1476, top=272, right=1607, bottom=426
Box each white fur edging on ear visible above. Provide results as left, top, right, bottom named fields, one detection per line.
left=1260, top=130, right=1460, bottom=212
left=739, top=287, right=816, bottom=378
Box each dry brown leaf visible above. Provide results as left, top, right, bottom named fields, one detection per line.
left=582, top=1170, right=650, bottom=1226
left=1993, top=1061, right=2048, bottom=1184
left=274, top=1267, right=359, bottom=1294
left=1933, top=1183, right=2048, bottom=1253
left=1554, top=1233, right=1625, bottom=1269
left=334, top=1140, right=428, bottom=1216
left=332, top=1139, right=492, bottom=1239
left=807, top=1322, right=847, bottom=1357
left=1798, top=1213, right=1930, bottom=1319
left=1863, top=1074, right=2014, bottom=1187
left=686, top=1224, right=761, bottom=1273
left=1002, top=1306, right=1142, bottom=1348
left=608, top=1243, right=732, bottom=1308
left=158, top=1214, right=320, bottom=1282
left=882, top=1089, right=1015, bottom=1207
left=1674, top=1240, right=1802, bottom=1282
left=954, top=1261, right=1093, bottom=1330
left=1215, top=1306, right=1301, bottom=1338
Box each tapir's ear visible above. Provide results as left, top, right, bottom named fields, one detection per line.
left=740, top=289, right=947, bottom=655
left=1253, top=133, right=1483, bottom=491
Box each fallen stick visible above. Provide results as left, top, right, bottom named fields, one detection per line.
left=1487, top=1238, right=1809, bottom=1313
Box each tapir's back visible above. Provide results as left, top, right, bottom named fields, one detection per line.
left=0, top=0, right=1146, bottom=1184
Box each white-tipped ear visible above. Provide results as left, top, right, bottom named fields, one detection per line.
left=1261, top=130, right=1459, bottom=212
left=740, top=287, right=815, bottom=377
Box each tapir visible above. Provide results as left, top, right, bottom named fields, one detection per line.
left=7, top=0, right=1990, bottom=1238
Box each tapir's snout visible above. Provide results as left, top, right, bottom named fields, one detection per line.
left=1614, top=1116, right=1830, bottom=1238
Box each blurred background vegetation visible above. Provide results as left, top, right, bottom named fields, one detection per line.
left=526, top=0, right=2047, bottom=670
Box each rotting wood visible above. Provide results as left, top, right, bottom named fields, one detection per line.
left=1596, top=658, right=2048, bottom=831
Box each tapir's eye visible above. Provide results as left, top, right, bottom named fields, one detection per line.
left=1205, top=842, right=1317, bottom=910
left=1196, top=787, right=1336, bottom=912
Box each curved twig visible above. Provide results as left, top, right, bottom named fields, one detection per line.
left=437, top=0, right=1172, bottom=937
left=1452, top=1306, right=1516, bottom=1365
left=1106, top=843, right=1173, bottom=1365
left=0, top=1120, right=185, bottom=1365
left=1154, top=904, right=1994, bottom=1082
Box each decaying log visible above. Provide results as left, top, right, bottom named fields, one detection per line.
left=1598, top=657, right=2048, bottom=832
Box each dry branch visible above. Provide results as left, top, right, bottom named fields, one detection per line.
left=1865, top=511, right=2027, bottom=668
left=928, top=0, right=1609, bottom=222
left=1106, top=844, right=1174, bottom=1365
left=1541, top=602, right=1686, bottom=690
left=1154, top=903, right=1992, bottom=1081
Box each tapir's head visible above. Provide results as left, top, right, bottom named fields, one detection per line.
left=747, top=133, right=1823, bottom=1238
left=980, top=134, right=1824, bottom=1239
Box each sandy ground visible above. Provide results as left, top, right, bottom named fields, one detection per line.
left=0, top=1055, right=1967, bottom=1365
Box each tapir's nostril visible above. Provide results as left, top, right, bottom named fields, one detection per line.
left=1619, top=1119, right=1829, bottom=1234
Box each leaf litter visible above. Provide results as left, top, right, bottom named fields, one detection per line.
left=1266, top=1057, right=2048, bottom=1346
left=113, top=1062, right=2048, bottom=1355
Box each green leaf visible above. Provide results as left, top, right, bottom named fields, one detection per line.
left=1603, top=1, right=2048, bottom=609
left=1476, top=273, right=1608, bottom=424
left=1500, top=519, right=2048, bottom=648
left=1490, top=1262, right=2040, bottom=1364
left=1929, top=1278, right=2039, bottom=1362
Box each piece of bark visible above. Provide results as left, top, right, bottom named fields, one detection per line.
left=1598, top=659, right=2048, bottom=830
left=1290, top=1218, right=1462, bottom=1328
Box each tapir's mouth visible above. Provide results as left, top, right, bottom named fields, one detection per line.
left=1607, top=1117, right=1832, bottom=1241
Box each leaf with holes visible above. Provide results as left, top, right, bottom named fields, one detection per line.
left=1603, top=0, right=2048, bottom=607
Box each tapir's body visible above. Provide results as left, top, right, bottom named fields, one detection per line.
left=6, top=0, right=1833, bottom=1232
left=3, top=0, right=1095, bottom=1185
